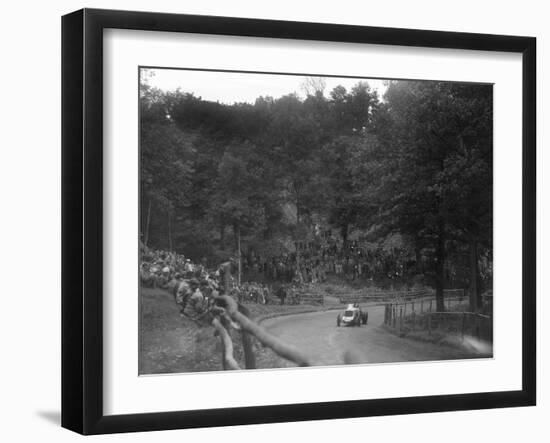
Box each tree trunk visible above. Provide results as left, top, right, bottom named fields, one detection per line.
left=469, top=237, right=479, bottom=312
left=341, top=224, right=348, bottom=249
left=415, top=245, right=423, bottom=274
left=435, top=224, right=445, bottom=312
left=295, top=244, right=302, bottom=283
left=236, top=225, right=242, bottom=286
left=144, top=198, right=152, bottom=247
left=220, top=223, right=225, bottom=250
left=476, top=273, right=484, bottom=310
left=295, top=199, right=304, bottom=283
left=167, top=212, right=173, bottom=252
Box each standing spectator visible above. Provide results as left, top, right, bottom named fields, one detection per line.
left=217, top=258, right=235, bottom=294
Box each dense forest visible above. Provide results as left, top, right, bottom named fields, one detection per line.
left=140, top=73, right=492, bottom=312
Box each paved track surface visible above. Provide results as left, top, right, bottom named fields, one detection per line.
left=262, top=305, right=484, bottom=367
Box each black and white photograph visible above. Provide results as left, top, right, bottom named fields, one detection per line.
left=138, top=68, right=494, bottom=374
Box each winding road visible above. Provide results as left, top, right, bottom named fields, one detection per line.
left=261, top=305, right=486, bottom=367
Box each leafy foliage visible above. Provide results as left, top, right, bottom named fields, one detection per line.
left=140, top=75, right=493, bottom=311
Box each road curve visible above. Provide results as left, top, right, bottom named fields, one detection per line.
left=260, top=305, right=484, bottom=367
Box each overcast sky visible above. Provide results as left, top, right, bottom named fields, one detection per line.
left=142, top=68, right=388, bottom=104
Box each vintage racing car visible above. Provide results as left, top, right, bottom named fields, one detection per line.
left=337, top=303, right=368, bottom=327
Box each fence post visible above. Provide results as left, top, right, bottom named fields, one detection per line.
left=238, top=304, right=257, bottom=369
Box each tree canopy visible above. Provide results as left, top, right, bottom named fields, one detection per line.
left=140, top=75, right=493, bottom=311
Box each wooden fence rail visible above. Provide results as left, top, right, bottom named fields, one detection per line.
left=384, top=300, right=492, bottom=341
left=211, top=295, right=311, bottom=370
left=298, top=292, right=324, bottom=305
left=424, top=311, right=492, bottom=341
left=338, top=288, right=465, bottom=305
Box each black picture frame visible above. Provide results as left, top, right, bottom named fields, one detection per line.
left=61, top=8, right=536, bottom=435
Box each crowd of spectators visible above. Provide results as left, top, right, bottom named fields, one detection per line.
left=139, top=232, right=417, bottom=317
left=139, top=245, right=205, bottom=289
left=241, top=238, right=411, bottom=285
left=140, top=244, right=280, bottom=318
left=140, top=231, right=413, bottom=294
